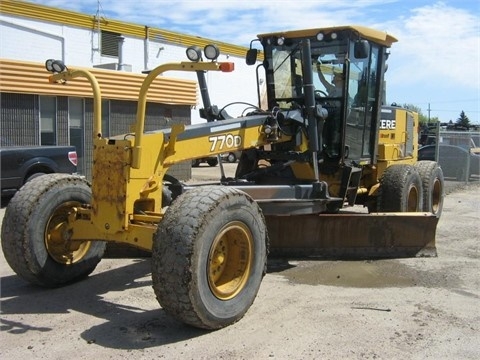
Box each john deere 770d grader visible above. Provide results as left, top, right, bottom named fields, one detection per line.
left=1, top=25, right=444, bottom=330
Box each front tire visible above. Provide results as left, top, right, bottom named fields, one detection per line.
left=152, top=186, right=268, bottom=330
left=1, top=174, right=106, bottom=287
left=378, top=164, right=423, bottom=212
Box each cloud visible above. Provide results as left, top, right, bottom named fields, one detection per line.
left=385, top=2, right=479, bottom=89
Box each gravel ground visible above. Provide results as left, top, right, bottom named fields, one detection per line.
left=1, top=173, right=479, bottom=359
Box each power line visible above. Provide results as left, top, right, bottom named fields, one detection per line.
left=413, top=98, right=479, bottom=105
left=430, top=109, right=480, bottom=113
left=429, top=98, right=479, bottom=104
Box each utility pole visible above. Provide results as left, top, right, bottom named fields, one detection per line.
left=427, top=102, right=431, bottom=124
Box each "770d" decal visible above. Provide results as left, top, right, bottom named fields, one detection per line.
left=209, top=134, right=242, bottom=152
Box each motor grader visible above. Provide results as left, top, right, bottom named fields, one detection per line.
left=1, top=25, right=444, bottom=330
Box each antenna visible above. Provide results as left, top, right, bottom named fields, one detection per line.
left=92, top=0, right=108, bottom=53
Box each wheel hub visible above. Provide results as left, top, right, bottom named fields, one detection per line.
left=207, top=221, right=253, bottom=300
left=44, top=201, right=91, bottom=264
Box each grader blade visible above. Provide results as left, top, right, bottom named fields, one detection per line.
left=265, top=212, right=438, bottom=259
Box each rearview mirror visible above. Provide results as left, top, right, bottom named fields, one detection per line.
left=354, top=40, right=370, bottom=59
left=246, top=49, right=258, bottom=65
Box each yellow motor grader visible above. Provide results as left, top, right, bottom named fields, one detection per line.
left=1, top=25, right=444, bottom=330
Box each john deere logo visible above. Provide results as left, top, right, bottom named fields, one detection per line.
left=379, top=119, right=396, bottom=130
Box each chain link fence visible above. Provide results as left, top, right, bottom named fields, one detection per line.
left=419, top=126, right=480, bottom=184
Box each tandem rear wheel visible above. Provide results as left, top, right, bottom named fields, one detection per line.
left=414, top=161, right=445, bottom=217
left=378, top=162, right=444, bottom=216
left=152, top=185, right=268, bottom=330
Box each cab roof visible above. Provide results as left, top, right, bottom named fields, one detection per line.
left=257, top=25, right=398, bottom=47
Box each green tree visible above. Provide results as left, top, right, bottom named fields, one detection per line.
left=456, top=111, right=470, bottom=128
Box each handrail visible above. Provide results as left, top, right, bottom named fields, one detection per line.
left=49, top=69, right=102, bottom=139
left=48, top=61, right=235, bottom=169
left=131, top=61, right=234, bottom=168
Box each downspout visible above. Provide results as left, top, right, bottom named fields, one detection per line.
left=117, top=36, right=125, bottom=71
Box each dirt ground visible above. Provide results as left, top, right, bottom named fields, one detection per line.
left=1, top=166, right=479, bottom=359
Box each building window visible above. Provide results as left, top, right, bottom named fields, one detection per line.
left=101, top=30, right=121, bottom=57
left=69, top=97, right=85, bottom=174
left=40, top=96, right=57, bottom=145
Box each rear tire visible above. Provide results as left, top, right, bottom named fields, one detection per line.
left=152, top=186, right=268, bottom=330
left=378, top=164, right=423, bottom=212
left=1, top=174, right=106, bottom=287
left=414, top=161, right=444, bottom=217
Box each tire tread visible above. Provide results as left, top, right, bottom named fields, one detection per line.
left=378, top=164, right=423, bottom=212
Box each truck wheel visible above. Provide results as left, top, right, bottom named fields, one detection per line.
left=152, top=186, right=268, bottom=330
left=378, top=164, right=423, bottom=212
left=414, top=161, right=444, bottom=217
left=207, top=158, right=219, bottom=167
left=25, top=172, right=47, bottom=183
left=1, top=174, right=106, bottom=287
left=226, top=152, right=237, bottom=163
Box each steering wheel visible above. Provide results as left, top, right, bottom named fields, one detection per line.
left=315, top=89, right=328, bottom=98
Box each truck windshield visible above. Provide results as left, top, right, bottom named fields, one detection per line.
left=268, top=38, right=350, bottom=107
left=271, top=46, right=302, bottom=101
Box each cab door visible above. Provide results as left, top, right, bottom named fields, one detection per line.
left=344, top=42, right=382, bottom=163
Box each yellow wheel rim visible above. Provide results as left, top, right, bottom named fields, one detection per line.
left=44, top=201, right=91, bottom=264
left=207, top=221, right=253, bottom=300
left=407, top=186, right=419, bottom=211
left=431, top=178, right=442, bottom=214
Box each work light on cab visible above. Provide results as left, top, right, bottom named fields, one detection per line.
left=186, top=46, right=202, bottom=62
left=204, top=44, right=220, bottom=61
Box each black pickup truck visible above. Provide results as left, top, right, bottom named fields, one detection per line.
left=1, top=145, right=77, bottom=198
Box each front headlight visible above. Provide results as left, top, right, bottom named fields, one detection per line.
left=186, top=46, right=202, bottom=62
left=204, top=44, right=220, bottom=61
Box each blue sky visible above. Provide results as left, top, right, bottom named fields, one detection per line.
left=28, top=0, right=480, bottom=124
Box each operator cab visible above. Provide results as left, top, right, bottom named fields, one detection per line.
left=247, top=26, right=396, bottom=166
